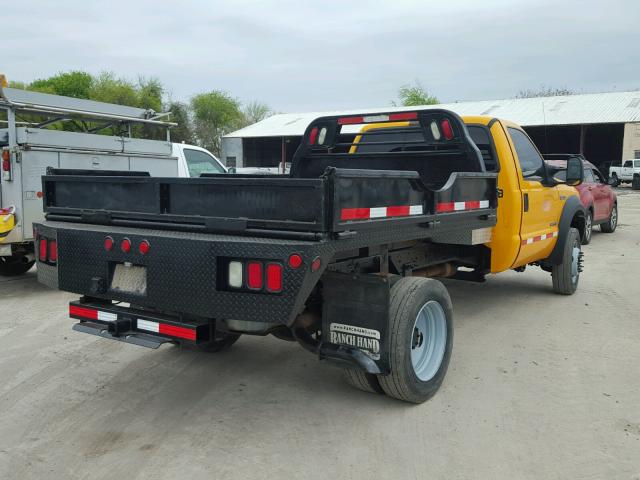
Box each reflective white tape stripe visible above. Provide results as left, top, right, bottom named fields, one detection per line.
left=540, top=234, right=547, bottom=240
left=137, top=319, right=159, bottom=333
left=409, top=204, right=423, bottom=215
left=479, top=200, right=490, bottom=208
left=363, top=114, right=389, bottom=123
left=454, top=202, right=466, bottom=211
left=552, top=231, right=558, bottom=237
left=527, top=238, right=534, bottom=244
left=97, top=311, right=117, bottom=322
left=369, top=207, right=387, bottom=218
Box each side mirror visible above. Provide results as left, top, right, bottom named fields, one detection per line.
left=227, top=167, right=236, bottom=174
left=565, top=157, right=583, bottom=186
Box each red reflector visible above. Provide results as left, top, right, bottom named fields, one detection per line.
left=104, top=237, right=114, bottom=251
left=139, top=240, right=150, bottom=255
left=159, top=323, right=196, bottom=341
left=389, top=112, right=418, bottom=121
left=309, top=127, right=318, bottom=145
left=311, top=257, right=322, bottom=272
left=120, top=238, right=131, bottom=253
left=247, top=262, right=263, bottom=290
left=69, top=305, right=98, bottom=320
left=288, top=254, right=303, bottom=269
left=266, top=263, right=282, bottom=292
left=436, top=202, right=455, bottom=213
left=386, top=205, right=410, bottom=217
left=337, top=116, right=365, bottom=125
left=39, top=238, right=47, bottom=262
left=340, top=207, right=370, bottom=221
left=48, top=240, right=58, bottom=263
left=441, top=119, right=454, bottom=140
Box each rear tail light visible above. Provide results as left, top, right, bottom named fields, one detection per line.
left=104, top=236, right=114, bottom=251
left=227, top=259, right=285, bottom=294
left=2, top=149, right=11, bottom=181
left=311, top=257, right=322, bottom=272
left=288, top=254, right=303, bottom=269
left=138, top=240, right=150, bottom=255
left=228, top=261, right=243, bottom=288
left=308, top=127, right=318, bottom=145
left=441, top=119, right=454, bottom=140
left=120, top=238, right=131, bottom=253
left=247, top=262, right=263, bottom=290
left=48, top=240, right=58, bottom=263
left=39, top=238, right=47, bottom=262
left=266, top=264, right=282, bottom=292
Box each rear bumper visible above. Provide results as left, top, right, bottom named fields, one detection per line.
left=36, top=221, right=329, bottom=326
left=69, top=300, right=210, bottom=348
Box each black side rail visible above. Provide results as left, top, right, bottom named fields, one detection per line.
left=45, top=167, right=151, bottom=177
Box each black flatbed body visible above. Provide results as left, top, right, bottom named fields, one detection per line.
left=36, top=109, right=497, bottom=365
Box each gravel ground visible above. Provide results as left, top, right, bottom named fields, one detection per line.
left=1, top=188, right=639, bottom=480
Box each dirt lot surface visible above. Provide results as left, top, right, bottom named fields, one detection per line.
left=1, top=188, right=639, bottom=480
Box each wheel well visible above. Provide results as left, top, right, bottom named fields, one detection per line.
left=571, top=211, right=586, bottom=239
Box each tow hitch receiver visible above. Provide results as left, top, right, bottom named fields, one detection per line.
left=69, top=301, right=210, bottom=349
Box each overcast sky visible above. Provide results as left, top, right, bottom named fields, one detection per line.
left=4, top=0, right=639, bottom=112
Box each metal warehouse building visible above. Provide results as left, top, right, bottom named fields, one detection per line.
left=222, top=91, right=640, bottom=172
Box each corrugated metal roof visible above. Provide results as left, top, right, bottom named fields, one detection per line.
left=225, top=91, right=640, bottom=138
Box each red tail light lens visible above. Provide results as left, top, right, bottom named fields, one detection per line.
left=39, top=238, right=47, bottom=262
left=120, top=238, right=131, bottom=253
left=139, top=240, right=150, bottom=255
left=311, top=257, right=322, bottom=272
left=48, top=240, right=58, bottom=263
left=247, top=262, right=263, bottom=290
left=308, top=127, right=318, bottom=145
left=1, top=150, right=9, bottom=171
left=266, top=263, right=282, bottom=292
left=288, top=254, right=303, bottom=269
left=104, top=236, right=114, bottom=251
left=441, top=119, right=454, bottom=140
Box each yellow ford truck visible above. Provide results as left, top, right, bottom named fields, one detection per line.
left=34, top=109, right=585, bottom=403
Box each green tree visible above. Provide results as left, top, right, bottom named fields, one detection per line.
left=28, top=71, right=94, bottom=98
left=191, top=91, right=243, bottom=156
left=88, top=72, right=139, bottom=107
left=242, top=100, right=272, bottom=126
left=167, top=101, right=194, bottom=144
left=516, top=86, right=574, bottom=98
left=394, top=81, right=439, bottom=106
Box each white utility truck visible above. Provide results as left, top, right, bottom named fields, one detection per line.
left=609, top=159, right=640, bottom=189
left=0, top=83, right=226, bottom=275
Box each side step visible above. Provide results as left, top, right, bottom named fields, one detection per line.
left=73, top=321, right=173, bottom=349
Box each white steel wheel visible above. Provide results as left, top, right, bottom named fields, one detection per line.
left=378, top=277, right=454, bottom=404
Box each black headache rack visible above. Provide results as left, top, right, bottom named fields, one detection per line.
left=41, top=108, right=497, bottom=241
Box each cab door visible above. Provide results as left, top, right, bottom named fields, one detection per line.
left=505, top=127, right=562, bottom=266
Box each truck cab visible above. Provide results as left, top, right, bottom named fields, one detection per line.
left=351, top=115, right=586, bottom=274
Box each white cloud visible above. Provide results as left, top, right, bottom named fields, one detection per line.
left=3, top=0, right=639, bottom=111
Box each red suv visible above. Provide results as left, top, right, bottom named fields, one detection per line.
left=545, top=155, right=617, bottom=244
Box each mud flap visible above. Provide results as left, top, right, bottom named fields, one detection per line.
left=320, top=272, right=391, bottom=374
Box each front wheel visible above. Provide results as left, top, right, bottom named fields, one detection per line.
left=600, top=203, right=618, bottom=233
left=377, top=277, right=453, bottom=404
left=582, top=210, right=593, bottom=245
left=552, top=228, right=582, bottom=295
left=0, top=256, right=35, bottom=276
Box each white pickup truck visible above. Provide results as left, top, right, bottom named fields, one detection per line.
left=1, top=85, right=227, bottom=276
left=609, top=159, right=640, bottom=189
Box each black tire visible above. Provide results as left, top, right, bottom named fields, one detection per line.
left=632, top=175, right=640, bottom=190
left=582, top=210, right=593, bottom=245
left=197, top=332, right=241, bottom=352
left=0, top=256, right=35, bottom=276
left=343, top=369, right=384, bottom=394
left=552, top=227, right=582, bottom=295
left=377, top=277, right=453, bottom=404
left=600, top=203, right=618, bottom=233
